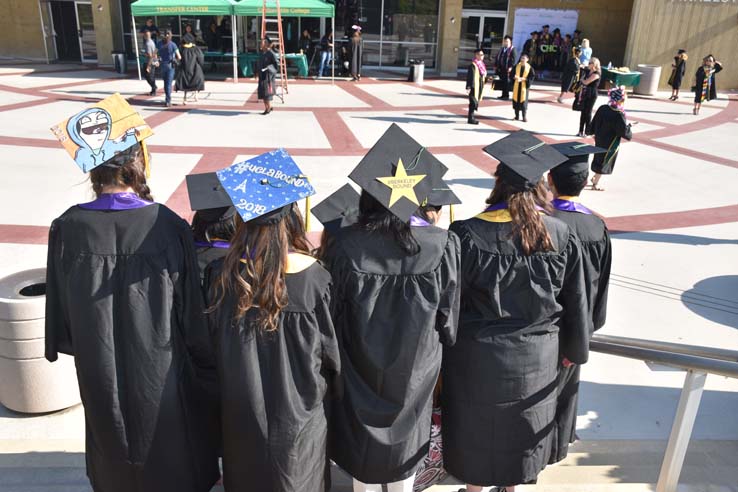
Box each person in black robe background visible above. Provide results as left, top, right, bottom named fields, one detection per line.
left=511, top=53, right=535, bottom=122
left=257, top=37, right=279, bottom=115
left=547, top=143, right=613, bottom=464
left=668, top=49, right=688, bottom=101
left=574, top=57, right=601, bottom=137
left=45, top=143, right=219, bottom=492
left=558, top=46, right=581, bottom=103
left=466, top=48, right=488, bottom=125
left=494, top=35, right=516, bottom=100
left=693, top=54, right=723, bottom=115
left=589, top=87, right=633, bottom=191
left=325, top=125, right=461, bottom=492
left=206, top=205, right=340, bottom=492
left=442, top=132, right=591, bottom=492
left=175, top=33, right=205, bottom=104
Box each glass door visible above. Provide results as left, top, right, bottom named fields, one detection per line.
left=458, top=10, right=507, bottom=71
left=458, top=16, right=481, bottom=71
left=75, top=2, right=97, bottom=63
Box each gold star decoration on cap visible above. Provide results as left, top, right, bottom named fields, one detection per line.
left=376, top=158, right=427, bottom=207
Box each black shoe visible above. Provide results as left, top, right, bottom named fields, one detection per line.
left=522, top=116, right=528, bottom=122
left=497, top=95, right=509, bottom=100
left=149, top=90, right=156, bottom=96
left=514, top=115, right=519, bottom=121
left=468, top=119, right=479, bottom=125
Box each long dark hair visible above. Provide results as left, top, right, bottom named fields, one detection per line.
left=357, top=191, right=420, bottom=255
left=209, top=206, right=313, bottom=331
left=487, top=172, right=554, bottom=255
left=89, top=143, right=152, bottom=200
left=192, top=211, right=237, bottom=243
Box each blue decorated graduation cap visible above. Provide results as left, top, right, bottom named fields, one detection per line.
left=311, top=184, right=360, bottom=235
left=549, top=141, right=607, bottom=178
left=216, top=149, right=315, bottom=224
left=349, top=124, right=444, bottom=222
left=484, top=130, right=567, bottom=190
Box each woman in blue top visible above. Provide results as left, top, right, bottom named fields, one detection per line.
left=578, top=38, right=592, bottom=67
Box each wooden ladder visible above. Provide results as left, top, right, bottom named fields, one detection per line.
left=261, top=0, right=288, bottom=101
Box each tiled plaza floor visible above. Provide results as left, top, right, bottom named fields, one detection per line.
left=0, top=63, right=736, bottom=491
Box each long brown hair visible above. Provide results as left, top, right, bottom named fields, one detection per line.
left=487, top=172, right=554, bottom=255
left=209, top=206, right=313, bottom=331
left=89, top=143, right=152, bottom=200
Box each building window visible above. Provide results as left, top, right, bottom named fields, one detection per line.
left=462, top=0, right=508, bottom=10
left=334, top=0, right=439, bottom=68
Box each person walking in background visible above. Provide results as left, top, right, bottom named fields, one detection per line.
left=494, top=35, right=516, bottom=100
left=350, top=25, right=363, bottom=81
left=578, top=38, right=592, bottom=67
left=299, top=28, right=312, bottom=58
left=574, top=57, right=601, bottom=137
left=318, top=30, right=333, bottom=78
left=668, top=49, right=688, bottom=101
left=205, top=153, right=340, bottom=492
left=176, top=33, right=205, bottom=105
left=139, top=17, right=159, bottom=42
left=693, top=54, right=723, bottom=115
left=442, top=131, right=590, bottom=492
left=512, top=53, right=535, bottom=122
left=466, top=48, right=488, bottom=125
left=547, top=142, right=612, bottom=465
left=142, top=30, right=158, bottom=96
left=256, top=37, right=278, bottom=115
left=589, top=87, right=633, bottom=191
left=158, top=30, right=181, bottom=108
left=558, top=46, right=582, bottom=103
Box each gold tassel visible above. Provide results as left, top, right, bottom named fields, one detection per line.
left=304, top=195, right=311, bottom=231
left=141, top=141, right=151, bottom=179
left=449, top=204, right=455, bottom=223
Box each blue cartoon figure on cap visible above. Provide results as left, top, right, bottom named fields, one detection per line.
left=66, top=107, right=140, bottom=172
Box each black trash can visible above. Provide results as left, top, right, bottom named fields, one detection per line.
left=112, top=51, right=127, bottom=74
left=408, top=59, right=425, bottom=84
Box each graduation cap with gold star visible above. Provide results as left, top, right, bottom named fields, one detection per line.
left=349, top=124, right=444, bottom=222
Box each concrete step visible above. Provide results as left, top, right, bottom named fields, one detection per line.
left=0, top=440, right=735, bottom=492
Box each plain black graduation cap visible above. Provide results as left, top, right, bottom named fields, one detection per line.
left=349, top=123, right=444, bottom=222
left=423, top=158, right=461, bottom=207
left=312, top=184, right=361, bottom=235
left=483, top=131, right=568, bottom=190
left=549, top=141, right=607, bottom=178
left=185, top=172, right=237, bottom=222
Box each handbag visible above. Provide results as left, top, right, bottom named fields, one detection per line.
left=412, top=407, right=447, bottom=492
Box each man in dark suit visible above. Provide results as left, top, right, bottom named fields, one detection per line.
left=494, top=35, right=517, bottom=100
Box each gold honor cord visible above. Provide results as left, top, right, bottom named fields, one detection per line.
left=449, top=204, right=455, bottom=223
left=141, top=141, right=151, bottom=178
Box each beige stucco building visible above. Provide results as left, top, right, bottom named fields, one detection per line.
left=1, top=0, right=736, bottom=89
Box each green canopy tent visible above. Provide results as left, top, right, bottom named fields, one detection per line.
left=233, top=0, right=335, bottom=82
left=130, top=0, right=240, bottom=82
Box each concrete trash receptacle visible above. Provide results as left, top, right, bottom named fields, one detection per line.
left=112, top=51, right=127, bottom=74
left=635, top=64, right=662, bottom=96
left=0, top=268, right=80, bottom=413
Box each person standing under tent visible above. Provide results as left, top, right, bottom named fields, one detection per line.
left=142, top=30, right=158, bottom=96
left=158, top=30, right=181, bottom=108
left=318, top=30, right=333, bottom=78
left=256, top=37, right=278, bottom=115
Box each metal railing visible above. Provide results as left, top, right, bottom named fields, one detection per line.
left=589, top=334, right=738, bottom=492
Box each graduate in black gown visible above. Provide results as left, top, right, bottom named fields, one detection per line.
left=350, top=25, right=363, bottom=81
left=512, top=53, right=535, bottom=122
left=693, top=54, right=723, bottom=115
left=205, top=150, right=340, bottom=492
left=325, top=124, right=461, bottom=492
left=547, top=142, right=613, bottom=464
left=466, top=48, right=488, bottom=125
left=442, top=131, right=591, bottom=492
left=186, top=172, right=237, bottom=281
left=45, top=102, right=219, bottom=492
left=589, top=87, right=633, bottom=191
left=668, top=49, right=688, bottom=101
left=257, top=36, right=279, bottom=115
left=312, top=183, right=361, bottom=261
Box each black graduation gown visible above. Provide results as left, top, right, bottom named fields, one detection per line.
left=466, top=63, right=486, bottom=110
left=512, top=62, right=535, bottom=112
left=205, top=260, right=340, bottom=492
left=326, top=225, right=461, bottom=484
left=196, top=245, right=228, bottom=283
left=176, top=44, right=205, bottom=92
left=668, top=57, right=686, bottom=89
left=45, top=204, right=219, bottom=492
left=590, top=105, right=633, bottom=175
left=694, top=63, right=723, bottom=103
left=548, top=206, right=612, bottom=464
left=257, top=50, right=278, bottom=101
left=442, top=215, right=590, bottom=487
left=560, top=57, right=580, bottom=93
left=350, top=36, right=363, bottom=77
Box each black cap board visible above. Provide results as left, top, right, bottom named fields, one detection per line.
left=312, top=184, right=360, bottom=235
left=422, top=157, right=461, bottom=207
left=186, top=172, right=232, bottom=211
left=549, top=142, right=606, bottom=178
left=349, top=123, right=444, bottom=222
left=483, top=131, right=568, bottom=190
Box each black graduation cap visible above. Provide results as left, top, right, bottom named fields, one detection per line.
left=312, top=184, right=360, bottom=235
left=678, top=49, right=686, bottom=54
left=186, top=172, right=232, bottom=211
left=483, top=131, right=568, bottom=190
left=422, top=158, right=460, bottom=207
left=349, top=124, right=443, bottom=222
left=549, top=141, right=607, bottom=177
